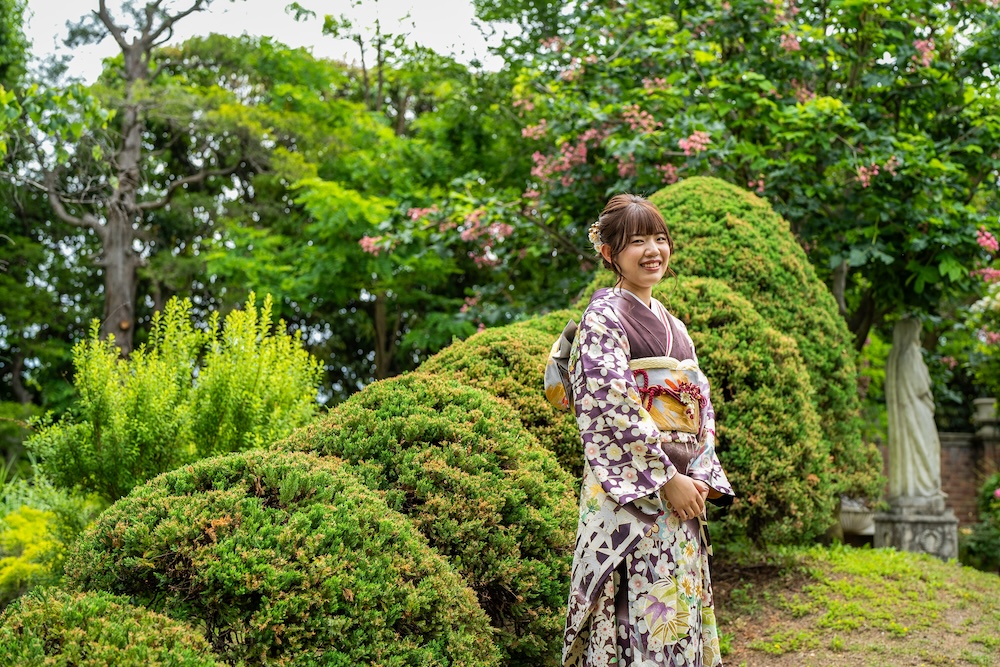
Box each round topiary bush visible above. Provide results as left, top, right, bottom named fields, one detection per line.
left=0, top=588, right=219, bottom=666
left=64, top=450, right=499, bottom=667
left=278, top=372, right=577, bottom=667
left=418, top=312, right=582, bottom=476
left=667, top=276, right=835, bottom=543
left=649, top=177, right=882, bottom=503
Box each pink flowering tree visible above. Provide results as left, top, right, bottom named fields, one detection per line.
left=482, top=0, right=1000, bottom=349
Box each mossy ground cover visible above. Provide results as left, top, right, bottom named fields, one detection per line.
left=717, top=545, right=1000, bottom=666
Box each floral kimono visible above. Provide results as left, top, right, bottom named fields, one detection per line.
left=562, top=287, right=734, bottom=667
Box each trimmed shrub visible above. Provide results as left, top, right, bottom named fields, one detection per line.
left=418, top=313, right=583, bottom=475
left=65, top=450, right=499, bottom=667
left=666, top=277, right=834, bottom=544
left=649, top=177, right=882, bottom=502
left=278, top=373, right=577, bottom=667
left=0, top=506, right=61, bottom=608
left=0, top=588, right=218, bottom=666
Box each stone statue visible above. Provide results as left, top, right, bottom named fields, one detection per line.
left=884, top=316, right=944, bottom=506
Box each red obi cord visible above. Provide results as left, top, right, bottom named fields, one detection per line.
left=633, top=369, right=671, bottom=412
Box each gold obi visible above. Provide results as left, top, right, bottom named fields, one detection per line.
left=629, top=357, right=706, bottom=436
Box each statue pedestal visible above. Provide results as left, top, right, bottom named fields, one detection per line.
left=874, top=496, right=958, bottom=561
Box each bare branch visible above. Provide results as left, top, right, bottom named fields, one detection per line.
left=43, top=171, right=102, bottom=232
left=147, top=0, right=209, bottom=47
left=96, top=0, right=129, bottom=51
left=136, top=164, right=240, bottom=212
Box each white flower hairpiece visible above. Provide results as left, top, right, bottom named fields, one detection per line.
left=588, top=220, right=603, bottom=255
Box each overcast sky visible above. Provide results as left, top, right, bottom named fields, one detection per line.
left=24, top=0, right=508, bottom=82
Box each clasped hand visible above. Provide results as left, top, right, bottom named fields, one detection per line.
left=661, top=473, right=709, bottom=521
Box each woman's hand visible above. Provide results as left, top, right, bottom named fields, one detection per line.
left=661, top=473, right=706, bottom=521
left=692, top=479, right=710, bottom=503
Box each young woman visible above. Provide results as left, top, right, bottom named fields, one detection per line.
left=562, top=194, right=734, bottom=667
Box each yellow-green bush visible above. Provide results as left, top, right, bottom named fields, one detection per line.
left=0, top=588, right=219, bottom=666
left=648, top=177, right=882, bottom=503
left=0, top=506, right=60, bottom=608
left=418, top=314, right=582, bottom=475
left=65, top=450, right=499, bottom=667
left=279, top=372, right=577, bottom=667
left=27, top=294, right=323, bottom=503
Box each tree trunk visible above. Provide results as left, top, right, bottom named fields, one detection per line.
left=8, top=353, right=32, bottom=404
left=372, top=294, right=398, bottom=380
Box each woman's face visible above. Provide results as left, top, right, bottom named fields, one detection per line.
left=609, top=232, right=671, bottom=297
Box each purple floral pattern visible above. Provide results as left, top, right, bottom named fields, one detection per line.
left=562, top=289, right=734, bottom=667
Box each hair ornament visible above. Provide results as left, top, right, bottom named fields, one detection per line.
left=588, top=219, right=603, bottom=255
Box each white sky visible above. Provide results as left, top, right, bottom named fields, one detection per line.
left=24, top=0, right=508, bottom=82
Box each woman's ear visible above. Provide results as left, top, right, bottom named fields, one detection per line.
left=600, top=244, right=612, bottom=265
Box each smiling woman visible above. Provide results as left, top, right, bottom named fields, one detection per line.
left=562, top=193, right=734, bottom=667
left=23, top=0, right=500, bottom=84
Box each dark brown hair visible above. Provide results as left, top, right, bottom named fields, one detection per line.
left=595, top=193, right=675, bottom=284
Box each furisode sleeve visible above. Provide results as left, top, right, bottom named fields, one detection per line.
left=570, top=306, right=678, bottom=506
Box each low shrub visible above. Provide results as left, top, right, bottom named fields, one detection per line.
left=649, top=177, right=882, bottom=503
left=418, top=313, right=582, bottom=475
left=279, top=373, right=577, bottom=667
left=28, top=294, right=322, bottom=503
left=0, top=588, right=218, bottom=666
left=65, top=450, right=499, bottom=667
left=959, top=471, right=1000, bottom=574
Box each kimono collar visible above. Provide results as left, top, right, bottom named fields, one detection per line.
left=614, top=288, right=673, bottom=358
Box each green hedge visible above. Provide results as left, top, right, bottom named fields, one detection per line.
left=0, top=588, right=218, bottom=666
left=65, top=450, right=499, bottom=667
left=648, top=177, right=882, bottom=502
left=666, top=276, right=835, bottom=543
left=418, top=313, right=582, bottom=476
left=279, top=372, right=577, bottom=667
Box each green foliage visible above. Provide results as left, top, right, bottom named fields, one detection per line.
left=649, top=177, right=883, bottom=503
left=26, top=294, right=322, bottom=503
left=965, top=282, right=1000, bottom=400
left=0, top=588, right=219, bottom=666
left=66, top=449, right=499, bottom=667
left=0, top=506, right=60, bottom=608
left=418, top=315, right=582, bottom=475
left=278, top=372, right=577, bottom=666
left=959, top=471, right=1000, bottom=574
left=483, top=0, right=1000, bottom=344
left=665, top=277, right=836, bottom=544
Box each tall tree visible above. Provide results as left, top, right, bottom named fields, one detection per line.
left=10, top=0, right=249, bottom=356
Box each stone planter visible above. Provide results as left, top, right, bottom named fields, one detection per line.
left=973, top=397, right=997, bottom=437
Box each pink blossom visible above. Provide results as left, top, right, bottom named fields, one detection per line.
left=884, top=155, right=900, bottom=177
left=977, top=227, right=999, bottom=253
left=488, top=223, right=514, bottom=241
left=972, top=268, right=1000, bottom=283
left=747, top=177, right=766, bottom=195
left=780, top=33, right=801, bottom=53
left=523, top=189, right=541, bottom=201
left=622, top=104, right=662, bottom=134
left=512, top=97, right=535, bottom=114
left=790, top=78, right=815, bottom=103
left=678, top=131, right=711, bottom=156
left=642, top=77, right=669, bottom=92
left=540, top=36, right=564, bottom=51
left=986, top=330, right=1000, bottom=345
left=617, top=157, right=637, bottom=178
left=721, top=1, right=731, bottom=9
left=477, top=322, right=487, bottom=333
left=912, top=39, right=935, bottom=68
left=656, top=164, right=679, bottom=185
left=407, top=206, right=438, bottom=221
left=469, top=251, right=500, bottom=268
left=994, top=487, right=1000, bottom=499
left=940, top=356, right=958, bottom=369
left=856, top=162, right=880, bottom=188
left=359, top=235, right=383, bottom=256
left=459, top=296, right=479, bottom=314
left=521, top=119, right=548, bottom=140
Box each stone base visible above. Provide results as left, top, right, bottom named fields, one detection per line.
left=874, top=504, right=959, bottom=561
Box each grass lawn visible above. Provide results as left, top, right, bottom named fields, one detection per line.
left=715, top=545, right=1000, bottom=667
